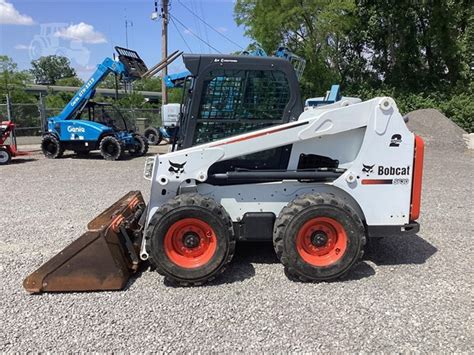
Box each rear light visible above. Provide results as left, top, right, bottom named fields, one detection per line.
left=410, top=135, right=424, bottom=220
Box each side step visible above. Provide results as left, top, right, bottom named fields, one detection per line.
left=23, top=191, right=146, bottom=293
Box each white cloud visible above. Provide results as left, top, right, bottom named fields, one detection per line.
left=216, top=27, right=228, bottom=33
left=14, top=44, right=29, bottom=50
left=183, top=29, right=192, bottom=35
left=0, top=0, right=34, bottom=25
left=54, top=22, right=107, bottom=44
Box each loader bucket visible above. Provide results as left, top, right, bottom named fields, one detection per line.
left=23, top=191, right=146, bottom=294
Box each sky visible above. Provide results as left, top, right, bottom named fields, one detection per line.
left=0, top=0, right=251, bottom=79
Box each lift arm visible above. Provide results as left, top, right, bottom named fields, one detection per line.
left=53, top=47, right=148, bottom=122
left=54, top=58, right=125, bottom=121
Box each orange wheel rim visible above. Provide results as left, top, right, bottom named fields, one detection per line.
left=164, top=218, right=217, bottom=269
left=296, top=217, right=347, bottom=267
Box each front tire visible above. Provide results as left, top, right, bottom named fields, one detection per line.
left=273, top=193, right=366, bottom=282
left=129, top=133, right=149, bottom=157
left=0, top=147, right=12, bottom=165
left=143, top=127, right=162, bottom=146
left=41, top=134, right=64, bottom=159
left=145, top=193, right=236, bottom=286
left=99, top=136, right=123, bottom=161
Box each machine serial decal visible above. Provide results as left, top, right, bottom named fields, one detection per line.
left=390, top=134, right=402, bottom=147
left=70, top=77, right=95, bottom=108
left=168, top=161, right=186, bottom=174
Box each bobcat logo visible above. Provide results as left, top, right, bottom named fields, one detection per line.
left=362, top=164, right=375, bottom=173
left=168, top=161, right=186, bottom=174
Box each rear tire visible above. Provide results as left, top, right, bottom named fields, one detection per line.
left=144, top=127, right=162, bottom=146
left=273, top=193, right=366, bottom=282
left=41, top=134, right=64, bottom=159
left=99, top=136, right=123, bottom=161
left=145, top=193, right=236, bottom=286
left=0, top=147, right=12, bottom=165
left=129, top=133, right=149, bottom=157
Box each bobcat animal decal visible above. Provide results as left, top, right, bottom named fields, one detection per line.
left=168, top=161, right=186, bottom=174
left=362, top=164, right=375, bottom=173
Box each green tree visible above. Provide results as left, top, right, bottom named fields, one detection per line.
left=30, top=55, right=77, bottom=85
left=352, top=1, right=471, bottom=91
left=234, top=0, right=473, bottom=131
left=235, top=0, right=358, bottom=97
left=133, top=76, right=162, bottom=92
left=235, top=0, right=472, bottom=94
left=56, top=76, right=84, bottom=87
left=98, top=73, right=121, bottom=89
left=0, top=55, right=36, bottom=104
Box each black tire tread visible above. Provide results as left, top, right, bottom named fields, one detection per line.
left=145, top=193, right=236, bottom=286
left=41, top=134, right=64, bottom=159
left=273, top=192, right=366, bottom=282
left=143, top=127, right=162, bottom=146
left=130, top=133, right=149, bottom=156
left=99, top=136, right=124, bottom=161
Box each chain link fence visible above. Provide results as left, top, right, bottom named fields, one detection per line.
left=0, top=100, right=161, bottom=137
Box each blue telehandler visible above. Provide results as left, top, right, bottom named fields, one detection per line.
left=42, top=47, right=153, bottom=161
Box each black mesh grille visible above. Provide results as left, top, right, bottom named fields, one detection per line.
left=195, top=69, right=290, bottom=144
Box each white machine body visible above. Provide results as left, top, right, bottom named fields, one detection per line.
left=141, top=97, right=422, bottom=260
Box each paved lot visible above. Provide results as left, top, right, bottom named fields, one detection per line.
left=1, top=111, right=472, bottom=352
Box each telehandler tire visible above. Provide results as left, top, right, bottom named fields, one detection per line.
left=143, top=127, right=162, bottom=145
left=41, top=134, right=64, bottom=159
left=99, top=136, right=124, bottom=161
left=129, top=133, right=149, bottom=157
left=146, top=193, right=236, bottom=286
left=273, top=193, right=366, bottom=282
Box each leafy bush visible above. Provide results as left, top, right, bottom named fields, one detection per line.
left=438, top=93, right=474, bottom=133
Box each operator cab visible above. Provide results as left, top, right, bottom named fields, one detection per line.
left=80, top=101, right=134, bottom=133
left=174, top=54, right=304, bottom=173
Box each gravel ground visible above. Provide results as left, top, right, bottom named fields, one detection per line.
left=1, top=110, right=472, bottom=352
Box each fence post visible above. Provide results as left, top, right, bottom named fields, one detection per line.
left=6, top=94, right=12, bottom=121
left=39, top=94, right=47, bottom=133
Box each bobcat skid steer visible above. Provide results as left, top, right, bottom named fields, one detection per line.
left=23, top=55, right=424, bottom=292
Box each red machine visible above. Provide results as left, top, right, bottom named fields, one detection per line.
left=0, top=121, right=29, bottom=165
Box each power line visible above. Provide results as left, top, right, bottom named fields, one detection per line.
left=177, top=0, right=244, bottom=50
left=190, top=0, right=203, bottom=52
left=170, top=16, right=193, bottom=53
left=198, top=0, right=210, bottom=54
left=170, top=13, right=222, bottom=53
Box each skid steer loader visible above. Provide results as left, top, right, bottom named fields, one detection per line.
left=23, top=54, right=424, bottom=293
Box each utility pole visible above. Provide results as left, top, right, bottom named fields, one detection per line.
left=161, top=0, right=168, bottom=104
left=125, top=17, right=133, bottom=48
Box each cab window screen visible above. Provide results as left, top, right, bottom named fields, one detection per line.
left=195, top=69, right=290, bottom=144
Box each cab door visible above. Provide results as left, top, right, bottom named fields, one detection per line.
left=180, top=56, right=303, bottom=172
